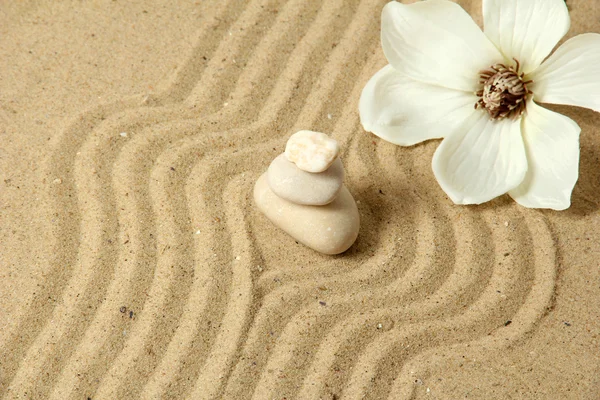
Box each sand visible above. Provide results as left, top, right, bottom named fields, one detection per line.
left=0, top=0, right=599, bottom=398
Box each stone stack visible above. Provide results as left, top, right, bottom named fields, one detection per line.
left=254, top=130, right=360, bottom=255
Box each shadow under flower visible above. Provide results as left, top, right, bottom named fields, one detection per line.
left=545, top=104, right=600, bottom=217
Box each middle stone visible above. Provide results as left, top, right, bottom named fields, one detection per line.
left=267, top=153, right=344, bottom=206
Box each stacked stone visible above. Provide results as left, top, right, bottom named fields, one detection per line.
left=254, top=130, right=360, bottom=255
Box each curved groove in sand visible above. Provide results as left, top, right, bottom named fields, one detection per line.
left=387, top=210, right=557, bottom=400
left=157, top=0, right=249, bottom=103
left=0, top=100, right=138, bottom=398
left=339, top=217, right=530, bottom=398
left=130, top=139, right=227, bottom=400
left=249, top=206, right=456, bottom=397
left=6, top=108, right=141, bottom=398
left=4, top=0, right=244, bottom=394
left=293, top=211, right=483, bottom=398
left=14, top=108, right=196, bottom=399
left=333, top=205, right=550, bottom=399
left=186, top=171, right=256, bottom=400
left=248, top=149, right=491, bottom=398
left=48, top=118, right=182, bottom=400
left=310, top=142, right=546, bottom=398
left=87, top=123, right=203, bottom=399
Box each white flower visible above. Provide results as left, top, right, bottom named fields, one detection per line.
left=359, top=0, right=600, bottom=210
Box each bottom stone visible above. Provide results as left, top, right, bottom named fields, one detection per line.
left=254, top=173, right=359, bottom=255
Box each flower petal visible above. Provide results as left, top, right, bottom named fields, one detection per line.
left=509, top=101, right=580, bottom=210
left=483, top=0, right=570, bottom=74
left=359, top=65, right=479, bottom=146
left=381, top=0, right=502, bottom=92
left=432, top=111, right=527, bottom=205
left=530, top=33, right=600, bottom=112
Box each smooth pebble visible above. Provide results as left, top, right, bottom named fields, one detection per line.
left=254, top=173, right=359, bottom=255
left=267, top=153, right=344, bottom=206
left=285, top=130, right=339, bottom=173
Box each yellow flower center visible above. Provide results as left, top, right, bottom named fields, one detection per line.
left=475, top=59, right=532, bottom=120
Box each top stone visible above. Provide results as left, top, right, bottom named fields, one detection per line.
left=284, top=130, right=339, bottom=173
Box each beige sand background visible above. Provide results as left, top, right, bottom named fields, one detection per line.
left=1, top=0, right=599, bottom=398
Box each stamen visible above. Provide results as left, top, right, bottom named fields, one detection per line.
left=475, top=59, right=532, bottom=120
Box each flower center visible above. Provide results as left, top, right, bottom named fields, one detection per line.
left=475, top=59, right=532, bottom=120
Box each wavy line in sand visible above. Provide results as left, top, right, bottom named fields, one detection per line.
left=235, top=137, right=492, bottom=399
left=334, top=212, right=548, bottom=399
left=388, top=211, right=557, bottom=399
left=0, top=101, right=135, bottom=373
left=298, top=142, right=548, bottom=399
left=262, top=136, right=553, bottom=399
left=0, top=0, right=249, bottom=392
left=46, top=119, right=199, bottom=400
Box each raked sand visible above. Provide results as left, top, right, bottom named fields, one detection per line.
left=1, top=0, right=599, bottom=398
